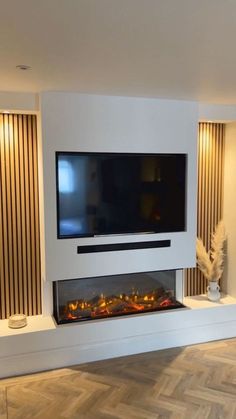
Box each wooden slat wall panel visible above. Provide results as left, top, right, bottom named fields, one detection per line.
left=185, top=123, right=225, bottom=296
left=0, top=114, right=41, bottom=319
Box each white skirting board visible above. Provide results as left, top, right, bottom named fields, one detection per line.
left=1, top=295, right=236, bottom=378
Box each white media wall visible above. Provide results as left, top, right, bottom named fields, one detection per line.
left=40, top=92, right=198, bottom=283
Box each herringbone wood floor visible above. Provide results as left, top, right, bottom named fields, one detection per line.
left=1, top=339, right=236, bottom=418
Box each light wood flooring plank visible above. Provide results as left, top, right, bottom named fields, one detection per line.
left=0, top=388, right=7, bottom=419
left=2, top=338, right=236, bottom=418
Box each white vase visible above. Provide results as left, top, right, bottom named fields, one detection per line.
left=207, top=281, right=220, bottom=302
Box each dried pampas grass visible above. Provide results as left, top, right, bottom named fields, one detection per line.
left=196, top=220, right=226, bottom=282
left=196, top=238, right=212, bottom=280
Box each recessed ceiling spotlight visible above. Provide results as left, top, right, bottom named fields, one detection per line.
left=16, top=64, right=31, bottom=71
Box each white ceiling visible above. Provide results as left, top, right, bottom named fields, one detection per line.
left=1, top=0, right=236, bottom=103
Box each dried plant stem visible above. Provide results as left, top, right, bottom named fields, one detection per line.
left=196, top=220, right=226, bottom=282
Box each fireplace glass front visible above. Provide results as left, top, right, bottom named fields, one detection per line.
left=53, top=270, right=184, bottom=324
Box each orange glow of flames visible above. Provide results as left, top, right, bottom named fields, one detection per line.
left=64, top=291, right=176, bottom=321
left=160, top=298, right=173, bottom=307
left=68, top=302, right=78, bottom=311
left=67, top=312, right=77, bottom=320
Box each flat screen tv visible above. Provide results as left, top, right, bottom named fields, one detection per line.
left=56, top=152, right=186, bottom=239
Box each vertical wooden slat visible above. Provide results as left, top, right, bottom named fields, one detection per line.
left=0, top=115, right=6, bottom=318
left=23, top=115, right=32, bottom=315
left=18, top=115, right=28, bottom=315
left=185, top=123, right=225, bottom=296
left=2, top=115, right=10, bottom=318
left=32, top=116, right=41, bottom=314
left=13, top=114, right=24, bottom=314
left=9, top=114, right=19, bottom=314
left=0, top=113, right=41, bottom=319
left=28, top=116, right=37, bottom=314
left=4, top=114, right=15, bottom=314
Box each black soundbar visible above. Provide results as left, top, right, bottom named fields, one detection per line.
left=77, top=240, right=171, bottom=254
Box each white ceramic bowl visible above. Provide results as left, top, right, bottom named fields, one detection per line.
left=8, top=314, right=27, bottom=329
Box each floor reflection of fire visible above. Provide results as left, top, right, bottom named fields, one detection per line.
left=64, top=287, right=181, bottom=321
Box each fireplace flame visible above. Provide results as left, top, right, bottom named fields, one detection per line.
left=63, top=287, right=179, bottom=322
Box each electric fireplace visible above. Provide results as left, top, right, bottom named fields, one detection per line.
left=53, top=270, right=184, bottom=324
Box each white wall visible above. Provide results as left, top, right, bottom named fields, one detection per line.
left=0, top=91, right=39, bottom=112
left=40, top=92, right=198, bottom=283
left=199, top=103, right=236, bottom=123
left=223, top=123, right=236, bottom=296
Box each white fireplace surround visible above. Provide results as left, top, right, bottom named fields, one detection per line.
left=1, top=93, right=236, bottom=378
left=2, top=292, right=236, bottom=378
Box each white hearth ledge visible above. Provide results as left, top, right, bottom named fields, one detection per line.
left=1, top=294, right=236, bottom=378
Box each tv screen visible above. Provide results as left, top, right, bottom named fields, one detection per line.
left=56, top=152, right=186, bottom=238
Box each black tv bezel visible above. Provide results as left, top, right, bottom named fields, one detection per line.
left=55, top=151, right=187, bottom=239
